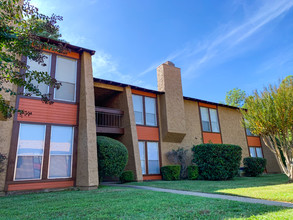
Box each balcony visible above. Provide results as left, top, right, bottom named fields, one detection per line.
left=95, top=107, right=124, bottom=134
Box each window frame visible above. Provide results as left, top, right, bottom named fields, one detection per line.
left=249, top=146, right=264, bottom=158
left=199, top=106, right=221, bottom=133
left=138, top=140, right=161, bottom=175
left=132, top=94, right=158, bottom=127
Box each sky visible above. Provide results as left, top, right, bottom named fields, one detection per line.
left=31, top=0, right=293, bottom=103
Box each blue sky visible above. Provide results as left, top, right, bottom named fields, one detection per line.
left=31, top=0, right=293, bottom=103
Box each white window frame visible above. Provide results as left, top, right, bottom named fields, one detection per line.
left=14, top=123, right=46, bottom=181
left=200, top=106, right=220, bottom=133
left=48, top=126, right=74, bottom=179
left=53, top=55, right=77, bottom=102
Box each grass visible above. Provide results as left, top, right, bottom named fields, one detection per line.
left=0, top=185, right=293, bottom=219
left=129, top=174, right=293, bottom=203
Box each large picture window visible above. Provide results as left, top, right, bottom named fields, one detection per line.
left=132, top=94, right=157, bottom=126
left=200, top=107, right=220, bottom=133
left=138, top=141, right=160, bottom=175
left=49, top=126, right=74, bottom=179
left=25, top=53, right=51, bottom=96
left=54, top=56, right=77, bottom=102
left=14, top=124, right=46, bottom=180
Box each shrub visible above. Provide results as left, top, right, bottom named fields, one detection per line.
left=120, top=170, right=134, bottom=183
left=192, top=144, right=242, bottom=180
left=187, top=165, right=199, bottom=180
left=0, top=153, right=6, bottom=173
left=243, top=157, right=267, bottom=177
left=161, top=165, right=181, bottom=181
left=166, top=147, right=189, bottom=179
left=97, top=136, right=128, bottom=180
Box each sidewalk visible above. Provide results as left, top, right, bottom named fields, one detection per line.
left=103, top=183, right=293, bottom=208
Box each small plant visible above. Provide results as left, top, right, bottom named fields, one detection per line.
left=0, top=153, right=7, bottom=173
left=120, top=170, right=134, bottom=183
left=243, top=157, right=267, bottom=177
left=161, top=165, right=181, bottom=181
left=166, top=147, right=189, bottom=179
left=187, top=165, right=199, bottom=180
left=97, top=136, right=128, bottom=180
left=192, top=144, right=242, bottom=180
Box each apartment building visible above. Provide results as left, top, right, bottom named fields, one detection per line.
left=0, top=40, right=281, bottom=193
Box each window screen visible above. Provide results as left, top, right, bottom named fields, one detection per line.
left=147, top=142, right=160, bottom=174
left=145, top=97, right=157, bottom=126
left=54, top=56, right=77, bottom=102
left=132, top=95, right=144, bottom=125
left=138, top=141, right=146, bottom=175
left=14, top=124, right=46, bottom=180
left=209, top=109, right=220, bottom=132
left=200, top=107, right=211, bottom=132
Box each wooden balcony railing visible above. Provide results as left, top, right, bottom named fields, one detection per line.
left=95, top=107, right=124, bottom=134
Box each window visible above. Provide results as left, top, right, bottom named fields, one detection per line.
left=138, top=141, right=160, bottom=175
left=48, top=126, right=74, bottom=179
left=54, top=56, right=77, bottom=102
left=132, top=94, right=157, bottom=126
left=26, top=53, right=51, bottom=96
left=14, top=124, right=46, bottom=180
left=200, top=107, right=220, bottom=133
left=14, top=123, right=75, bottom=181
left=249, top=147, right=263, bottom=158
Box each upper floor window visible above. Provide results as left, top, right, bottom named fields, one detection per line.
left=26, top=53, right=51, bottom=97
left=54, top=56, right=77, bottom=102
left=200, top=107, right=220, bottom=133
left=132, top=94, right=157, bottom=126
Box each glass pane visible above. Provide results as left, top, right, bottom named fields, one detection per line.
left=15, top=156, right=42, bottom=180
left=200, top=107, right=211, bottom=132
left=49, top=126, right=73, bottom=179
left=145, top=96, right=157, bottom=126
left=138, top=142, right=146, bottom=175
left=246, top=128, right=253, bottom=136
left=26, top=53, right=51, bottom=97
left=209, top=109, right=220, bottom=132
left=49, top=155, right=72, bottom=178
left=250, top=147, right=256, bottom=157
left=132, top=95, right=144, bottom=124
left=17, top=124, right=46, bottom=156
left=55, top=56, right=77, bottom=83
left=147, top=142, right=160, bottom=174
left=54, top=82, right=75, bottom=102
left=256, top=148, right=263, bottom=158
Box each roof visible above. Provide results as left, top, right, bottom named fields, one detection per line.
left=39, top=36, right=96, bottom=55
left=94, top=77, right=241, bottom=110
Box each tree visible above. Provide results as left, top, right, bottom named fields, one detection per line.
left=225, top=88, right=246, bottom=107
left=0, top=0, right=66, bottom=118
left=241, top=76, right=293, bottom=182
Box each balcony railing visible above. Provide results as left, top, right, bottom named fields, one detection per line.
left=95, top=107, right=124, bottom=134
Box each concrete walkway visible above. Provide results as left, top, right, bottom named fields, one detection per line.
left=103, top=183, right=293, bottom=208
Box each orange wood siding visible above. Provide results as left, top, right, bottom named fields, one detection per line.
left=132, top=89, right=157, bottom=98
left=17, top=98, right=77, bottom=125
left=203, top=132, right=222, bottom=144
left=143, top=175, right=162, bottom=180
left=42, top=48, right=80, bottom=59
left=198, top=102, right=217, bottom=109
left=8, top=181, right=74, bottom=191
left=247, top=136, right=261, bottom=147
left=137, top=126, right=159, bottom=141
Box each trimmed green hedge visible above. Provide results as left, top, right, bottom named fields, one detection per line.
left=120, top=170, right=134, bottom=183
left=192, top=144, right=242, bottom=180
left=161, top=165, right=181, bottom=181
left=97, top=136, right=128, bottom=180
left=187, top=165, right=199, bottom=180
left=243, top=157, right=267, bottom=177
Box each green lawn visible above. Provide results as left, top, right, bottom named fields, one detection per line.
left=0, top=186, right=292, bottom=219
left=128, top=174, right=293, bottom=203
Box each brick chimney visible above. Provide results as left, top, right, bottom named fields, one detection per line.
left=157, top=61, right=186, bottom=142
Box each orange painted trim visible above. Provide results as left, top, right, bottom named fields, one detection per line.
left=203, top=132, right=222, bottom=144
left=17, top=98, right=78, bottom=125
left=137, top=126, right=159, bottom=141
left=198, top=102, right=217, bottom=109
left=8, top=180, right=74, bottom=191
left=132, top=89, right=157, bottom=98
left=42, top=48, right=80, bottom=59
left=247, top=136, right=261, bottom=147
left=143, top=175, right=162, bottom=181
